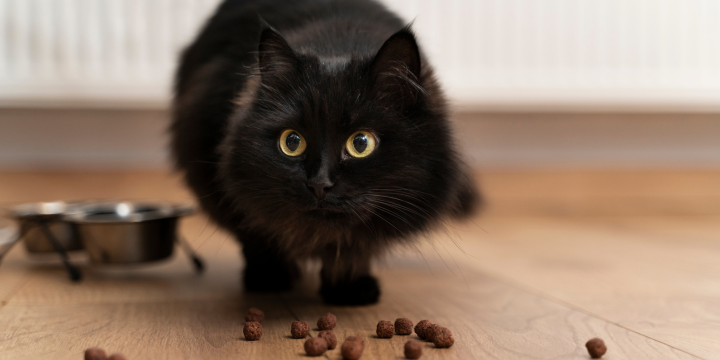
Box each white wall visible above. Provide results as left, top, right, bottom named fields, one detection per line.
left=384, top=0, right=720, bottom=111
left=1, top=0, right=720, bottom=111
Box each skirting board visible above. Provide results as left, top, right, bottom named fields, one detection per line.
left=0, top=108, right=719, bottom=170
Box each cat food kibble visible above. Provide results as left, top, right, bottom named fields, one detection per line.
left=414, top=320, right=432, bottom=340
left=84, top=348, right=107, bottom=360
left=432, top=327, right=454, bottom=348
left=318, top=330, right=338, bottom=349
left=341, top=338, right=365, bottom=359
left=345, top=336, right=365, bottom=346
left=376, top=320, right=394, bottom=338
left=585, top=338, right=607, bottom=358
left=243, top=321, right=262, bottom=341
left=291, top=321, right=310, bottom=338
left=395, top=318, right=413, bottom=335
left=404, top=340, right=423, bottom=359
left=427, top=324, right=443, bottom=341
left=304, top=337, right=328, bottom=356
left=317, top=312, right=337, bottom=330
left=245, top=307, right=265, bottom=322
left=108, top=355, right=127, bottom=360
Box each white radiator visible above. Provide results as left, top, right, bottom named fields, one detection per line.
left=1, top=0, right=720, bottom=111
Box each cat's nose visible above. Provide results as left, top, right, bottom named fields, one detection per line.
left=307, top=178, right=334, bottom=200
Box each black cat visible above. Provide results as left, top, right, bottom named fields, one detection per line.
left=171, top=0, right=479, bottom=305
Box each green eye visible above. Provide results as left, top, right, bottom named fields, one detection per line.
left=279, top=129, right=306, bottom=156
left=346, top=131, right=377, bottom=158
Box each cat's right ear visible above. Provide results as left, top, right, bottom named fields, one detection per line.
left=258, top=28, right=299, bottom=82
left=369, top=28, right=424, bottom=106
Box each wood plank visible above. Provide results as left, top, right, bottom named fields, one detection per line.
left=281, top=263, right=697, bottom=360
left=0, top=298, right=301, bottom=360
left=477, top=171, right=720, bottom=216
left=443, top=215, right=720, bottom=359
left=0, top=265, right=698, bottom=360
left=0, top=265, right=31, bottom=306
left=0, top=211, right=700, bottom=359
left=1, top=171, right=717, bottom=359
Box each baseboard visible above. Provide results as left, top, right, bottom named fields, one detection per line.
left=1, top=108, right=720, bottom=170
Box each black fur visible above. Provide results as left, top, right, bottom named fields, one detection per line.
left=171, top=0, right=479, bottom=305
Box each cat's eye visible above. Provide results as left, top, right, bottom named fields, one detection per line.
left=345, top=131, right=377, bottom=158
left=279, top=129, right=307, bottom=156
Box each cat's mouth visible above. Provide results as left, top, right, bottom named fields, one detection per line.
left=306, top=203, right=348, bottom=220
left=309, top=205, right=344, bottom=214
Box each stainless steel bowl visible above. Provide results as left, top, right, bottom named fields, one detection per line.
left=64, top=201, right=195, bottom=264
left=8, top=201, right=84, bottom=253
left=0, top=217, right=20, bottom=262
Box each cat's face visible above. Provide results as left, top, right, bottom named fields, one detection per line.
left=220, top=29, right=460, bottom=237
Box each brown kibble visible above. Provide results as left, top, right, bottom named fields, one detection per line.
left=243, top=321, right=262, bottom=340
left=586, top=338, right=607, bottom=359
left=341, top=338, right=365, bottom=360
left=245, top=307, right=265, bottom=322
left=84, top=348, right=107, bottom=360
left=108, top=355, right=127, bottom=360
left=427, top=324, right=443, bottom=342
left=304, top=337, right=328, bottom=356
left=404, top=340, right=423, bottom=359
left=432, top=327, right=454, bottom=348
left=395, top=318, right=414, bottom=335
left=317, top=312, right=337, bottom=330
left=376, top=320, right=394, bottom=338
left=345, top=336, right=365, bottom=346
left=414, top=320, right=432, bottom=340
left=291, top=321, right=310, bottom=338
left=318, top=330, right=338, bottom=350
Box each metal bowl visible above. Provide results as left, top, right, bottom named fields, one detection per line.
left=0, top=217, right=20, bottom=262
left=8, top=201, right=84, bottom=253
left=64, top=201, right=195, bottom=264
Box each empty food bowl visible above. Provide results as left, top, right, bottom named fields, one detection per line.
left=8, top=201, right=83, bottom=253
left=64, top=201, right=196, bottom=264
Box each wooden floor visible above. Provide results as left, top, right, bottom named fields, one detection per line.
left=0, top=171, right=719, bottom=360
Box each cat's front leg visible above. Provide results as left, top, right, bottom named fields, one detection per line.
left=319, top=249, right=380, bottom=305
left=240, top=232, right=300, bottom=292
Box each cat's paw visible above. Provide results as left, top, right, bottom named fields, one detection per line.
left=243, top=262, right=299, bottom=292
left=320, top=275, right=380, bottom=305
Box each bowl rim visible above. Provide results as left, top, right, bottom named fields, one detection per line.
left=64, top=201, right=195, bottom=224
left=6, top=201, right=76, bottom=219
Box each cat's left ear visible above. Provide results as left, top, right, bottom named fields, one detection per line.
left=369, top=28, right=423, bottom=105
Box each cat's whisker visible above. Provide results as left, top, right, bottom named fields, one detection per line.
left=366, top=191, right=472, bottom=280
left=364, top=199, right=423, bottom=234
left=366, top=192, right=457, bottom=234
left=349, top=208, right=376, bottom=237
left=378, top=186, right=480, bottom=230
left=371, top=188, right=469, bottom=233
left=365, top=194, right=434, bottom=220
left=358, top=203, right=404, bottom=236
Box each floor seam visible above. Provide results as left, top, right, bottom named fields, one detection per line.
left=276, top=294, right=300, bottom=322
left=470, top=264, right=706, bottom=360
left=0, top=269, right=33, bottom=310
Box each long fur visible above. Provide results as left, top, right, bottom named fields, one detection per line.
left=171, top=0, right=479, bottom=305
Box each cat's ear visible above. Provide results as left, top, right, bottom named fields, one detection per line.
left=369, top=28, right=423, bottom=105
left=258, top=28, right=299, bottom=81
